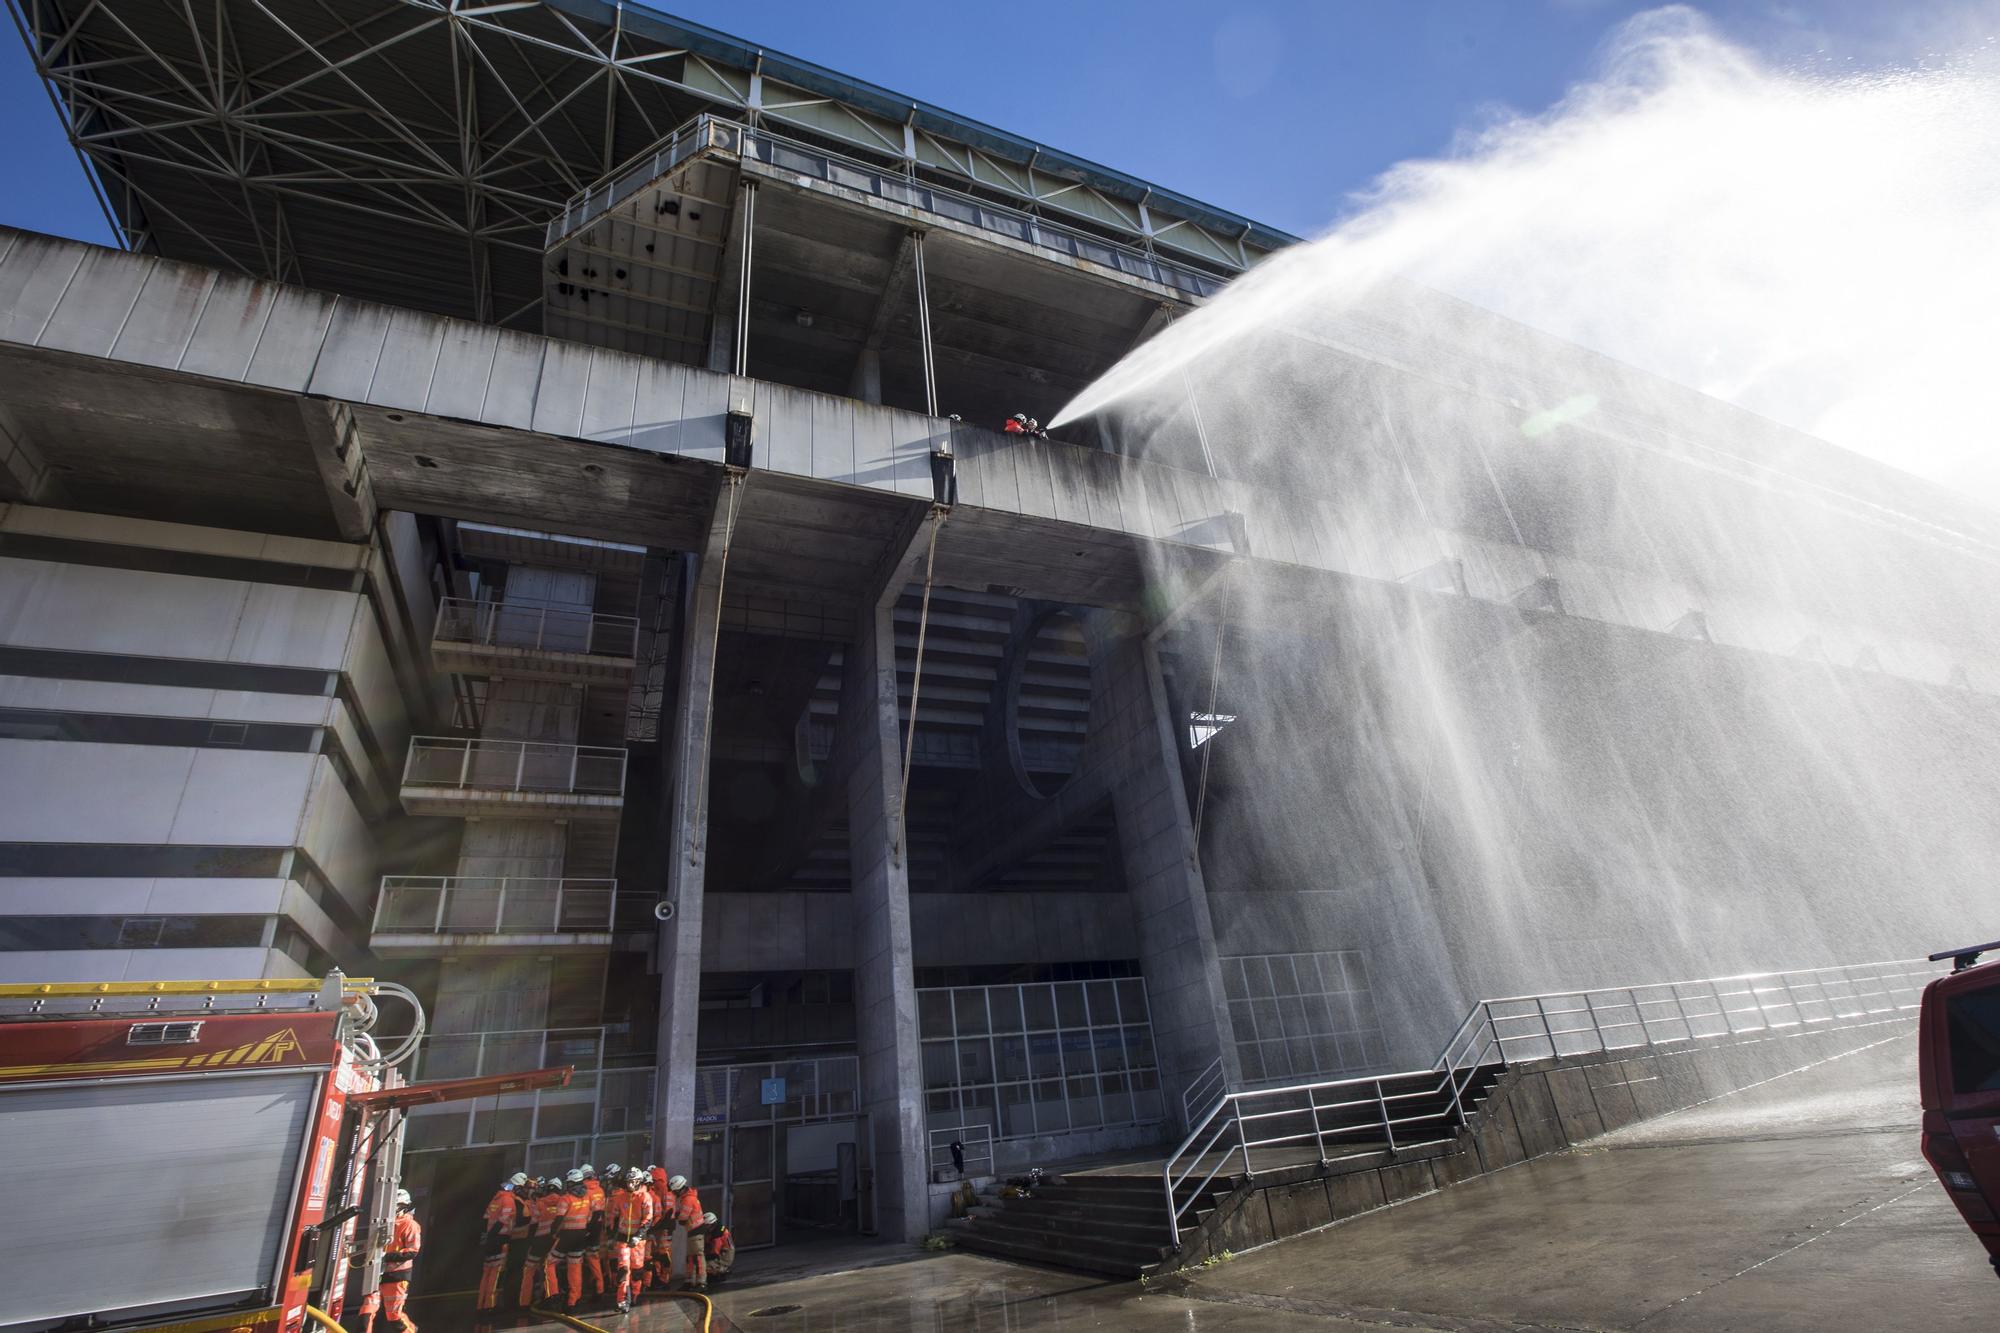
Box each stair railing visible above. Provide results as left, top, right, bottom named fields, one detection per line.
left=1163, top=955, right=1937, bottom=1246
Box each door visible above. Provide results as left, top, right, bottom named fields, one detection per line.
left=422, top=1148, right=509, bottom=1292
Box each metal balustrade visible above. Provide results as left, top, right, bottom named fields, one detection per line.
left=548, top=114, right=1229, bottom=300
left=401, top=1027, right=656, bottom=1154
left=1180, top=1055, right=1227, bottom=1131
left=928, top=1123, right=995, bottom=1180
left=1163, top=956, right=1940, bottom=1244
left=433, top=597, right=639, bottom=660
left=401, top=737, right=627, bottom=797
left=372, top=876, right=618, bottom=938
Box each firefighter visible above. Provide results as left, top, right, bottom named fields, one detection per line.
left=667, top=1174, right=704, bottom=1290
left=608, top=1168, right=652, bottom=1311
left=519, top=1178, right=563, bottom=1308
left=474, top=1173, right=527, bottom=1313
left=552, top=1169, right=594, bottom=1310
left=579, top=1164, right=608, bottom=1298
left=501, top=1173, right=538, bottom=1308
left=700, top=1212, right=735, bottom=1285
left=646, top=1166, right=674, bottom=1288
left=1003, top=412, right=1029, bottom=434
left=360, top=1189, right=423, bottom=1333
left=596, top=1163, right=623, bottom=1297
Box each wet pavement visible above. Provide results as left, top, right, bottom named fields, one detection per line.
left=416, top=1031, right=1997, bottom=1330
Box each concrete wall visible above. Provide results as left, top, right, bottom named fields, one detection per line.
left=698, top=890, right=1140, bottom=973
left=0, top=946, right=311, bottom=984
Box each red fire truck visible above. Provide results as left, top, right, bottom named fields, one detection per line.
left=0, top=973, right=568, bottom=1333
left=1918, top=939, right=2000, bottom=1280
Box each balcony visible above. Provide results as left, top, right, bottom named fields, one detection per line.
left=400, top=736, right=626, bottom=819
left=369, top=876, right=618, bottom=955
left=430, top=597, right=639, bottom=686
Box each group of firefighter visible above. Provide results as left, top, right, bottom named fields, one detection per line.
left=475, top=1163, right=735, bottom=1316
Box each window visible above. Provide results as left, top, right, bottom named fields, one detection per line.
left=916, top=977, right=1165, bottom=1143
left=0, top=915, right=269, bottom=951
left=1947, top=989, right=2000, bottom=1097
left=1223, top=949, right=1387, bottom=1083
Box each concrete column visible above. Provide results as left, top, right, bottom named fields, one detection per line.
left=651, top=487, right=736, bottom=1167
left=1089, top=616, right=1241, bottom=1118
left=850, top=347, right=883, bottom=405
left=836, top=505, right=941, bottom=1242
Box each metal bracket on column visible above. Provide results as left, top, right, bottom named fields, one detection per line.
left=300, top=399, right=378, bottom=542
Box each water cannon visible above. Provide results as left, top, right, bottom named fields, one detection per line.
left=1928, top=939, right=2000, bottom=973
left=724, top=378, right=755, bottom=471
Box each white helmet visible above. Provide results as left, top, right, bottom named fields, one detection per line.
left=565, top=1168, right=585, bottom=1185
left=508, top=1172, right=529, bottom=1188
left=627, top=1169, right=647, bottom=1187
left=580, top=1164, right=596, bottom=1178
left=667, top=1174, right=688, bottom=1192
left=702, top=1212, right=717, bottom=1227
left=604, top=1163, right=622, bottom=1178
left=394, top=1188, right=412, bottom=1209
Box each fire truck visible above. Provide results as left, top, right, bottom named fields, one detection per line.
left=0, top=973, right=569, bottom=1333
left=1919, top=938, right=2000, bottom=1280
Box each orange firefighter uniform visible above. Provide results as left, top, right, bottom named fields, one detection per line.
left=607, top=1182, right=651, bottom=1308
left=647, top=1169, right=674, bottom=1286
left=582, top=1173, right=608, bottom=1297
left=361, top=1206, right=423, bottom=1333
left=672, top=1183, right=705, bottom=1288
left=704, top=1221, right=736, bottom=1281
left=520, top=1184, right=564, bottom=1308
left=553, top=1184, right=594, bottom=1309
left=475, top=1184, right=524, bottom=1311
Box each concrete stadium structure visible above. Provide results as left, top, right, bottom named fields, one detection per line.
left=4, top=0, right=1997, bottom=1272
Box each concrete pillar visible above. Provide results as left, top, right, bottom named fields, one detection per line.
left=705, top=316, right=735, bottom=375
left=651, top=489, right=735, bottom=1167
left=836, top=506, right=941, bottom=1242
left=1089, top=616, right=1241, bottom=1120
left=850, top=346, right=883, bottom=405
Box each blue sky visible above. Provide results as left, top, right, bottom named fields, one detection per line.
left=0, top=1, right=1983, bottom=245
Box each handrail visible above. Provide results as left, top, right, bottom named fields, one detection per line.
left=1180, top=1055, right=1227, bottom=1131
left=372, top=876, right=618, bottom=937
left=433, top=597, right=639, bottom=660
left=928, top=1123, right=995, bottom=1179
left=546, top=113, right=1228, bottom=300
left=401, top=736, right=628, bottom=797
left=1162, top=955, right=1940, bottom=1245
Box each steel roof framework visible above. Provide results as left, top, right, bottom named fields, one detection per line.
left=10, top=0, right=1289, bottom=334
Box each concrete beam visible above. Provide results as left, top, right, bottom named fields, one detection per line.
left=300, top=399, right=378, bottom=542
left=849, top=230, right=917, bottom=403
left=0, top=402, right=64, bottom=505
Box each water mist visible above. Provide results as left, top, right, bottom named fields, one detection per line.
left=1063, top=9, right=2000, bottom=1077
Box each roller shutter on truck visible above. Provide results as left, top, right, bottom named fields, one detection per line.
left=0, top=1069, right=321, bottom=1333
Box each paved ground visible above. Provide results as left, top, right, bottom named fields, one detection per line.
left=416, top=1031, right=1997, bottom=1330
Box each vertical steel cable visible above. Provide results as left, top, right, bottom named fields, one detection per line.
left=1191, top=570, right=1232, bottom=858
left=688, top=473, right=746, bottom=860
left=895, top=509, right=945, bottom=856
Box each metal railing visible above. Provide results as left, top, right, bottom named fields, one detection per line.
left=401, top=736, right=627, bottom=797
left=928, top=1123, right=995, bottom=1181
left=403, top=1031, right=657, bottom=1154
left=372, top=876, right=618, bottom=937
left=1163, top=956, right=1940, bottom=1245
left=433, top=597, right=639, bottom=660
left=1180, top=1055, right=1227, bottom=1131
left=548, top=113, right=1229, bottom=300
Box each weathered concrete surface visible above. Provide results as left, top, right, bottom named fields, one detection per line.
left=1179, top=1032, right=1994, bottom=1331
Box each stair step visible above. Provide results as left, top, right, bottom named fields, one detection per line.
left=957, top=1217, right=1172, bottom=1266
left=951, top=1228, right=1148, bottom=1279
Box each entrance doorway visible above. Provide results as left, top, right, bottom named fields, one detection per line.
left=691, top=1057, right=871, bottom=1248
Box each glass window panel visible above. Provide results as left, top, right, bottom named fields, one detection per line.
left=731, top=1064, right=772, bottom=1121
left=732, top=1124, right=773, bottom=1184
left=1223, top=959, right=1249, bottom=1001
left=1316, top=953, right=1346, bottom=994
left=1055, top=982, right=1088, bottom=1028
left=1100, top=1075, right=1133, bottom=1125
left=1277, top=994, right=1309, bottom=1037
left=1028, top=1031, right=1064, bottom=1081
left=999, top=1082, right=1034, bottom=1138
left=1133, top=1085, right=1164, bottom=1123
left=922, top=1040, right=957, bottom=1089
left=1251, top=999, right=1281, bottom=1038
left=691, top=1130, right=725, bottom=1195
left=1238, top=1040, right=1265, bottom=1082
left=1116, top=978, right=1149, bottom=1021
left=1244, top=957, right=1275, bottom=999
left=1059, top=1029, right=1095, bottom=1077
left=1093, top=1027, right=1126, bottom=1073
left=926, top=1089, right=960, bottom=1118
left=1123, top=1026, right=1155, bottom=1071
left=1341, top=952, right=1370, bottom=992
left=959, top=1084, right=997, bottom=1136
left=920, top=990, right=954, bottom=1039
left=1033, top=1081, right=1068, bottom=1132
left=1269, top=955, right=1298, bottom=996
left=956, top=1037, right=994, bottom=1084
left=995, top=1033, right=1031, bottom=1082
left=1023, top=984, right=1057, bottom=1031
left=954, top=988, right=989, bottom=1036
left=1229, top=998, right=1258, bottom=1042
left=1085, top=980, right=1119, bottom=1027
left=1065, top=1077, right=1102, bottom=1127
left=987, top=987, right=1023, bottom=1034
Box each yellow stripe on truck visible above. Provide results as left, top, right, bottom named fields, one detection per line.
left=141, top=1306, right=284, bottom=1333
left=0, top=978, right=375, bottom=998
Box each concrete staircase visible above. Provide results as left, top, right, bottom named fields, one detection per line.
left=946, top=1061, right=1505, bottom=1278
left=946, top=1173, right=1233, bottom=1277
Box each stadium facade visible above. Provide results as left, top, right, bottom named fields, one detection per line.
left=4, top=0, right=1998, bottom=1266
